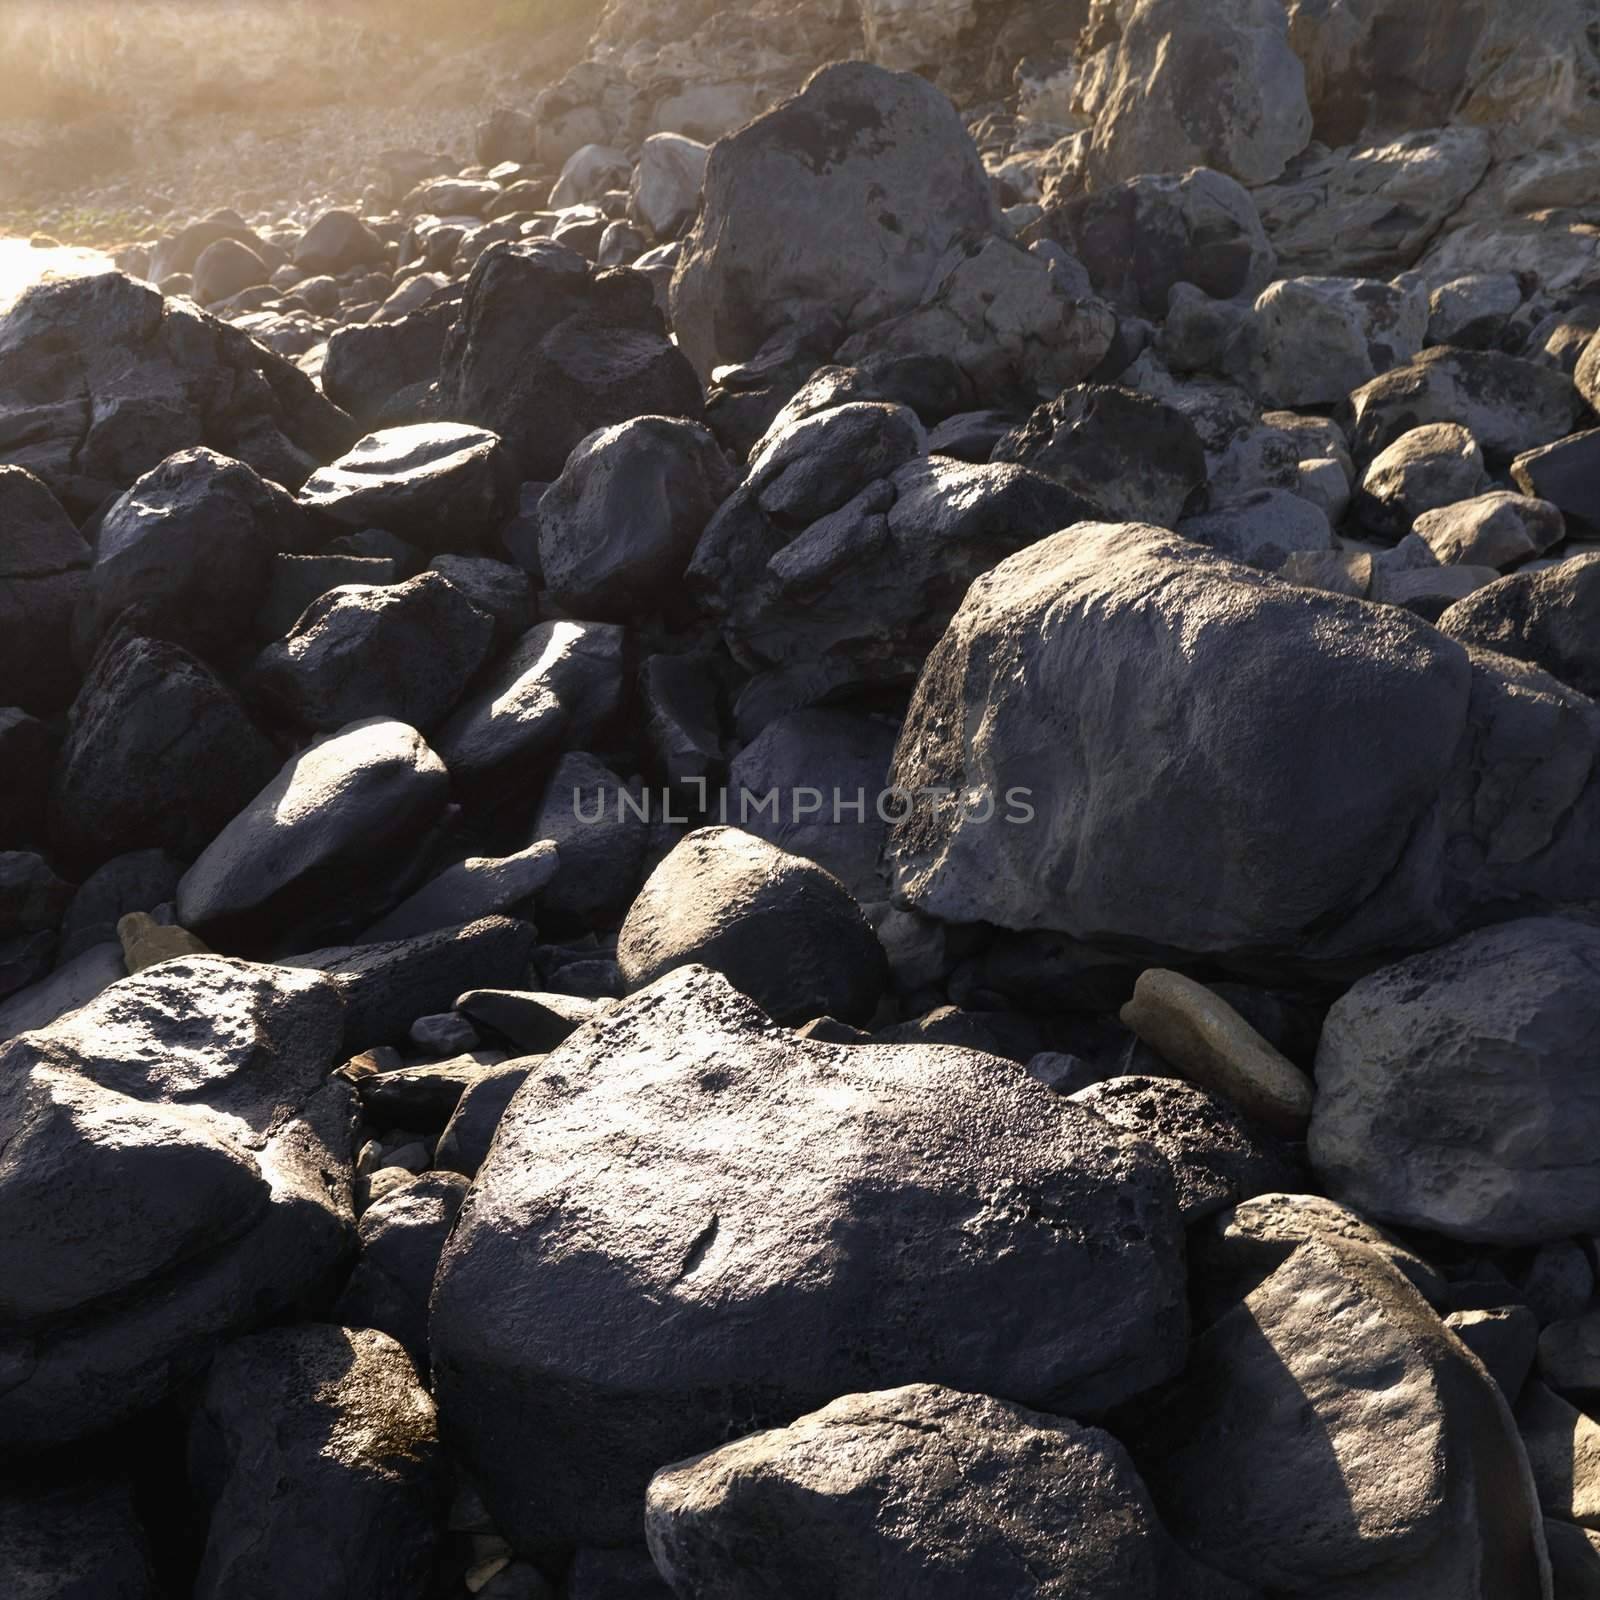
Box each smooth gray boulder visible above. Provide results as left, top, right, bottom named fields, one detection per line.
left=0, top=956, right=353, bottom=1446
left=431, top=965, right=1187, bottom=1548
left=617, top=827, right=888, bottom=1024
left=646, top=1384, right=1255, bottom=1600
left=1308, top=917, right=1600, bottom=1245
left=886, top=522, right=1600, bottom=964
left=670, top=61, right=1000, bottom=382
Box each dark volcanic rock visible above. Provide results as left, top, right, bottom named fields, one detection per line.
left=431, top=965, right=1187, bottom=1547
left=175, top=718, right=450, bottom=951
left=58, top=848, right=184, bottom=961
left=252, top=570, right=496, bottom=734
left=298, top=423, right=518, bottom=554
left=0, top=464, right=90, bottom=714
left=0, top=1479, right=157, bottom=1598
left=293, top=209, right=388, bottom=276
left=320, top=293, right=457, bottom=430
left=647, top=1384, right=1256, bottom=1600
left=0, top=707, right=57, bottom=844
left=438, top=239, right=703, bottom=481
left=0, top=270, right=354, bottom=516
left=0, top=956, right=352, bottom=1447
left=51, top=634, right=279, bottom=867
left=189, top=1324, right=439, bottom=1600
left=617, top=826, right=888, bottom=1024
left=1438, top=553, right=1600, bottom=698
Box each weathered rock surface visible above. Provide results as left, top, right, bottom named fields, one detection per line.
left=0, top=464, right=89, bottom=715
left=431, top=965, right=1187, bottom=1548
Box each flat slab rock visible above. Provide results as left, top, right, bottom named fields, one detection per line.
left=431, top=964, right=1187, bottom=1549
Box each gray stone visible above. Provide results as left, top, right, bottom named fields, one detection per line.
left=358, top=841, right=558, bottom=944
left=1177, top=487, right=1334, bottom=571
left=1354, top=422, right=1488, bottom=538
left=1415, top=492, right=1566, bottom=568
left=294, top=209, right=388, bottom=275
left=630, top=132, right=709, bottom=240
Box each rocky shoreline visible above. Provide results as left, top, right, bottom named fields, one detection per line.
left=3, top=1, right=1600, bottom=1596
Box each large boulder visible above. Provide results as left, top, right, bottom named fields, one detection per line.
left=320, top=293, right=457, bottom=430
left=0, top=270, right=353, bottom=516
left=297, top=423, right=517, bottom=554
left=51, top=634, right=281, bottom=867
left=0, top=956, right=353, bottom=1446
left=669, top=61, right=1000, bottom=382
left=616, top=826, right=888, bottom=1024
left=176, top=718, right=451, bottom=951
left=0, top=1479, right=157, bottom=1598
left=252, top=571, right=496, bottom=734
left=0, top=464, right=90, bottom=714
left=630, top=132, right=710, bottom=240
left=537, top=415, right=736, bottom=621
left=1308, top=917, right=1600, bottom=1246
left=1078, top=0, right=1312, bottom=189
left=85, top=447, right=311, bottom=659
left=438, top=239, right=702, bottom=481
left=1438, top=554, right=1600, bottom=699
left=1123, top=1228, right=1550, bottom=1597
left=646, top=1384, right=1255, bottom=1599
left=886, top=523, right=1600, bottom=965
left=430, top=965, right=1187, bottom=1548
left=190, top=1324, right=439, bottom=1600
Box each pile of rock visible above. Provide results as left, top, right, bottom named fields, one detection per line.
left=4, top=5, right=1600, bottom=1595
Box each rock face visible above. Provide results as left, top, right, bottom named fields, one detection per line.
left=1078, top=0, right=1312, bottom=188
left=670, top=61, right=1000, bottom=381
left=190, top=1324, right=440, bottom=1600
left=0, top=464, right=90, bottom=714
left=886, top=522, right=1600, bottom=965
left=0, top=1479, right=157, bottom=1598
left=438, top=239, right=703, bottom=481
left=0, top=956, right=352, bottom=1446
left=646, top=1384, right=1254, bottom=1599
left=431, top=965, right=1187, bottom=1549
left=1308, top=917, right=1600, bottom=1245
left=617, top=826, right=889, bottom=1024
left=1125, top=1230, right=1550, bottom=1597
left=176, top=718, right=451, bottom=950
left=0, top=270, right=353, bottom=516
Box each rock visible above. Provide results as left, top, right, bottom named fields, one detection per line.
left=670, top=61, right=999, bottom=382
left=86, top=447, right=311, bottom=658
left=257, top=551, right=399, bottom=641
left=646, top=1384, right=1255, bottom=1600
left=176, top=718, right=450, bottom=951
left=1344, top=345, right=1584, bottom=466
left=1518, top=1240, right=1594, bottom=1326
left=404, top=176, right=503, bottom=217
left=427, top=555, right=532, bottom=648
left=565, top=1548, right=667, bottom=1600
left=531, top=752, right=651, bottom=928
left=641, top=651, right=726, bottom=786
left=890, top=522, right=1600, bottom=963
left=192, top=237, right=270, bottom=307
left=630, top=132, right=709, bottom=239
left=456, top=989, right=606, bottom=1053
left=438, top=239, right=703, bottom=481
left=1415, top=491, right=1566, bottom=568
left=149, top=214, right=271, bottom=284
left=0, top=956, right=353, bottom=1446
left=1069, top=1074, right=1299, bottom=1224
left=550, top=143, right=631, bottom=209
left=1517, top=1381, right=1600, bottom=1529
left=1252, top=128, right=1493, bottom=279
left=334, top=1171, right=470, bottom=1362
left=0, top=270, right=353, bottom=516
left=832, top=235, right=1119, bottom=406
left=288, top=916, right=537, bottom=1054
left=1079, top=0, right=1311, bottom=188
left=1118, top=970, right=1314, bottom=1135
left=477, top=108, right=538, bottom=169
left=537, top=416, right=736, bottom=621
left=1249, top=274, right=1428, bottom=409
left=0, top=852, right=70, bottom=936
left=0, top=942, right=126, bottom=1044
left=0, top=1479, right=157, bottom=1598
left=431, top=965, right=1187, bottom=1548
left=1124, top=1231, right=1550, bottom=1596
left=358, top=841, right=558, bottom=944
left=1040, top=167, right=1275, bottom=320
left=433, top=1061, right=533, bottom=1177
left=321, top=293, right=456, bottom=430
left=1511, top=428, right=1600, bottom=527
left=1176, top=487, right=1333, bottom=571
left=1429, top=273, right=1524, bottom=349
left=189, top=1324, right=439, bottom=1600
left=116, top=911, right=210, bottom=973
left=1541, top=1313, right=1600, bottom=1402
left=434, top=620, right=628, bottom=787
left=1353, top=422, right=1488, bottom=538
left=253, top=571, right=496, bottom=734
left=0, top=465, right=89, bottom=714
left=1448, top=1306, right=1540, bottom=1401
left=293, top=209, right=387, bottom=276
left=1309, top=917, right=1600, bottom=1245
left=298, top=423, right=517, bottom=554
left=0, top=708, right=55, bottom=843
left=1545, top=1520, right=1600, bottom=1598
left=991, top=384, right=1206, bottom=525
left=1437, top=555, right=1600, bottom=695
left=617, top=827, right=888, bottom=1024
left=51, top=634, right=280, bottom=866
